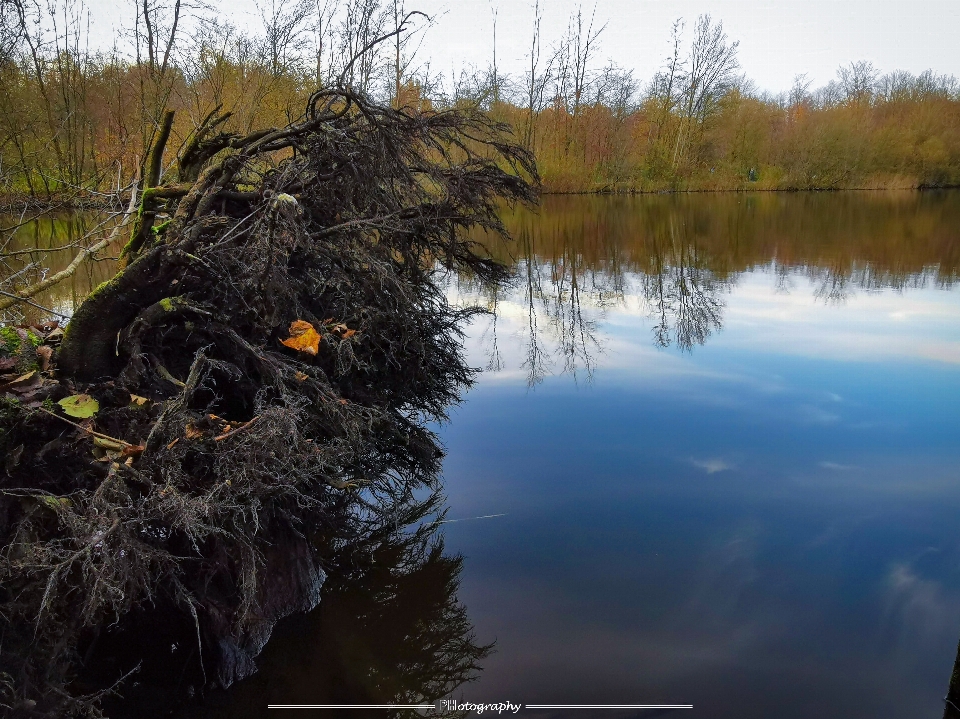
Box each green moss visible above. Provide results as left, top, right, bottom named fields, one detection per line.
left=26, top=330, right=41, bottom=347
left=86, top=277, right=117, bottom=301
left=119, top=188, right=161, bottom=261
left=59, top=276, right=120, bottom=348
left=152, top=219, right=172, bottom=235
left=159, top=297, right=177, bottom=312
left=0, top=326, right=20, bottom=354
left=119, top=231, right=139, bottom=260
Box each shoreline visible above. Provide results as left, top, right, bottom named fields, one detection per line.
left=540, top=182, right=960, bottom=196
left=4, top=183, right=960, bottom=212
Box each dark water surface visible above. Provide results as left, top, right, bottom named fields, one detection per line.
left=435, top=192, right=960, bottom=719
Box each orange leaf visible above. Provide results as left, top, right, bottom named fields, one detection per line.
left=341, top=329, right=357, bottom=339
left=281, top=319, right=321, bottom=355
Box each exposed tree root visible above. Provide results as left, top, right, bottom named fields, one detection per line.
left=0, top=88, right=536, bottom=717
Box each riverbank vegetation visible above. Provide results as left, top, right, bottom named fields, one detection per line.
left=1, top=1, right=959, bottom=201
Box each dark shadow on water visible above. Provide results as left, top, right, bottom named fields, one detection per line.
left=93, top=494, right=490, bottom=719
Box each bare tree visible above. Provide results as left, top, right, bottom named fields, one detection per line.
left=488, top=0, right=498, bottom=104
left=131, top=0, right=190, bottom=183
left=838, top=60, right=878, bottom=104
left=257, top=0, right=315, bottom=78
left=643, top=18, right=684, bottom=175
left=522, top=0, right=552, bottom=150
left=335, top=0, right=388, bottom=96
left=595, top=62, right=636, bottom=118
left=0, top=0, right=24, bottom=64
left=672, top=14, right=739, bottom=168
left=554, top=3, right=605, bottom=117
left=388, top=1, right=433, bottom=108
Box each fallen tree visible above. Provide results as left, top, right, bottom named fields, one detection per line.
left=0, top=82, right=536, bottom=717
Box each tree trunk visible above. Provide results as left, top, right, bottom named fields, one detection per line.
left=57, top=244, right=181, bottom=381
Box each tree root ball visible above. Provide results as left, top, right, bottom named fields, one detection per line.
left=0, top=88, right=537, bottom=717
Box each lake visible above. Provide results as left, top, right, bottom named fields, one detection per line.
left=6, top=191, right=960, bottom=718
left=435, top=192, right=960, bottom=718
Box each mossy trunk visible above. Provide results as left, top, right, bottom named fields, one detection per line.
left=57, top=245, right=181, bottom=381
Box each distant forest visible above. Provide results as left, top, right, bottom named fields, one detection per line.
left=1, top=0, right=959, bottom=198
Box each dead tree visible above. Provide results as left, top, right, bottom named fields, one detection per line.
left=0, top=78, right=537, bottom=716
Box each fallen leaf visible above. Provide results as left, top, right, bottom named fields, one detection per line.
left=295, top=371, right=308, bottom=381
left=58, top=393, right=99, bottom=418
left=2, top=370, right=40, bottom=393
left=280, top=319, right=321, bottom=355
left=122, top=444, right=145, bottom=458
left=129, top=394, right=150, bottom=408
left=326, top=477, right=358, bottom=489
left=40, top=495, right=71, bottom=511
left=341, top=329, right=357, bottom=339
left=184, top=423, right=204, bottom=440
left=93, top=436, right=126, bottom=451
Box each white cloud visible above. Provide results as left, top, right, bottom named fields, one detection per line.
left=692, top=458, right=732, bottom=474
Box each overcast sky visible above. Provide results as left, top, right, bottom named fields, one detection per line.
left=88, top=0, right=960, bottom=95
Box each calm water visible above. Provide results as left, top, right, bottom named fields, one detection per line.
left=436, top=192, right=960, bottom=718
left=8, top=192, right=960, bottom=718
left=0, top=212, right=120, bottom=322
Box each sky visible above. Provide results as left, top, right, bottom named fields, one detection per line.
left=85, top=0, right=960, bottom=95
left=412, top=0, right=960, bottom=94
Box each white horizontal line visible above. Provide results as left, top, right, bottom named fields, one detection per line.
left=268, top=706, right=436, bottom=709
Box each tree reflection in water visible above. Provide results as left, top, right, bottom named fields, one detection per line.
left=125, top=492, right=490, bottom=719
left=640, top=215, right=725, bottom=351
left=457, top=192, right=960, bottom=386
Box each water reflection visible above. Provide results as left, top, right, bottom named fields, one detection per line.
left=461, top=191, right=960, bottom=385
left=0, top=212, right=121, bottom=323
left=6, top=193, right=960, bottom=717
left=100, top=493, right=488, bottom=718
left=439, top=191, right=960, bottom=718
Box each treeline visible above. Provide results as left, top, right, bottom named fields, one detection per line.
left=489, top=9, right=960, bottom=191
left=1, top=0, right=960, bottom=199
